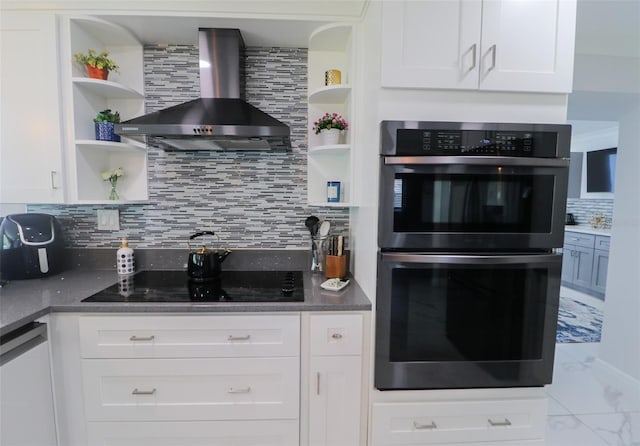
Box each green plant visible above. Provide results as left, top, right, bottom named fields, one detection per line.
left=312, top=112, right=349, bottom=134
left=73, top=49, right=119, bottom=73
left=94, top=109, right=121, bottom=123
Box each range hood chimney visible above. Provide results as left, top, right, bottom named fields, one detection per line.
left=115, top=28, right=291, bottom=151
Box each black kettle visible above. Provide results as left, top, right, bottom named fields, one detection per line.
left=187, top=231, right=231, bottom=281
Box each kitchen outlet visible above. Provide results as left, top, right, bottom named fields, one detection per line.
left=97, top=209, right=120, bottom=231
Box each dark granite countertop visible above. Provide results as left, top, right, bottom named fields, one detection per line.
left=0, top=268, right=371, bottom=336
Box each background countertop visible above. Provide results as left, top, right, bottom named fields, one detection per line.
left=565, top=225, right=612, bottom=236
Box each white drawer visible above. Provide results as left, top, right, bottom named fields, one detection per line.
left=310, top=313, right=363, bottom=356
left=82, top=357, right=299, bottom=421
left=371, top=398, right=546, bottom=445
left=79, top=314, right=300, bottom=358
left=87, top=420, right=299, bottom=446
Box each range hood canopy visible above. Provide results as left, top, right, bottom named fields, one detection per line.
left=115, top=28, right=291, bottom=151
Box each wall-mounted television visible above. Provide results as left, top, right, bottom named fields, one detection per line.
left=586, top=147, right=617, bottom=193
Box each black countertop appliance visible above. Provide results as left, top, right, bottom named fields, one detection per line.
left=0, top=213, right=65, bottom=280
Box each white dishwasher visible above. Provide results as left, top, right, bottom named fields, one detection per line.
left=0, top=321, right=58, bottom=445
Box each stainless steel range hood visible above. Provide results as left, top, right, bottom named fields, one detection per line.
left=115, top=28, right=291, bottom=151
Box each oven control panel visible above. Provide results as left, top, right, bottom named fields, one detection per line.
left=396, top=129, right=560, bottom=156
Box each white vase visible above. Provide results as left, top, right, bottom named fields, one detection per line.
left=320, top=128, right=341, bottom=145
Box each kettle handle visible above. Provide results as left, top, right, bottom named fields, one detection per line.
left=190, top=231, right=216, bottom=240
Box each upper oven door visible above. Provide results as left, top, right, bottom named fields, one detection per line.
left=379, top=156, right=569, bottom=250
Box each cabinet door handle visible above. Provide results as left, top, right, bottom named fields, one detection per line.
left=132, top=388, right=156, bottom=395
left=316, top=372, right=321, bottom=395
left=331, top=333, right=343, bottom=340
left=488, top=418, right=512, bottom=427
left=227, top=335, right=251, bottom=341
left=488, top=44, right=497, bottom=72
left=130, top=335, right=155, bottom=341
left=228, top=386, right=251, bottom=394
left=469, top=43, right=477, bottom=72
left=50, top=171, right=59, bottom=189
left=413, top=421, right=437, bottom=430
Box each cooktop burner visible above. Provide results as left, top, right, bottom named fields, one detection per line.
left=82, top=270, right=304, bottom=303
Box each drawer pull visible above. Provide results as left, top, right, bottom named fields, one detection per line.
left=132, top=388, right=156, bottom=395
left=331, top=333, right=343, bottom=339
left=413, top=421, right=437, bottom=430
left=488, top=418, right=512, bottom=427
left=130, top=335, right=155, bottom=341
left=228, top=386, right=251, bottom=394
left=227, top=335, right=251, bottom=341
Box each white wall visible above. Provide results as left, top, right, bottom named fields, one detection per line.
left=597, top=101, right=640, bottom=381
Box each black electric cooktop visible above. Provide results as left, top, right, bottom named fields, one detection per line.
left=82, top=270, right=304, bottom=303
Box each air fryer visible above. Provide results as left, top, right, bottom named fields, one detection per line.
left=0, top=213, right=65, bottom=280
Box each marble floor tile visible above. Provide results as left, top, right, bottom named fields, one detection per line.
left=548, top=394, right=572, bottom=416
left=547, top=415, right=610, bottom=445
left=577, top=412, right=640, bottom=446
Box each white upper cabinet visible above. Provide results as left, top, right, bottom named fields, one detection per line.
left=0, top=13, right=65, bottom=203
left=381, top=0, right=577, bottom=93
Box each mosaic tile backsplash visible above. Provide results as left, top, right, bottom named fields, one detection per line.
left=30, top=45, right=350, bottom=249
left=566, top=198, right=614, bottom=227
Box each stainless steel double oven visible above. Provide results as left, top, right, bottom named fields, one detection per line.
left=375, top=121, right=571, bottom=390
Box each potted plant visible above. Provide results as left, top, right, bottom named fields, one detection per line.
left=94, top=109, right=121, bottom=142
left=312, top=112, right=349, bottom=145
left=73, top=49, right=119, bottom=80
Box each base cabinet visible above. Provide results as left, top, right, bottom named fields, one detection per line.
left=372, top=397, right=546, bottom=445
left=307, top=313, right=365, bottom=446
left=562, top=231, right=610, bottom=298
left=87, top=420, right=299, bottom=445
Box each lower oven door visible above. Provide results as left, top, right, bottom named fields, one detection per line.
left=375, top=252, right=561, bottom=390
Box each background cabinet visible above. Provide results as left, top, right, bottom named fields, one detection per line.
left=0, top=13, right=65, bottom=203
left=562, top=231, right=610, bottom=298
left=381, top=0, right=576, bottom=93
left=307, top=24, right=355, bottom=207
left=61, top=16, right=148, bottom=203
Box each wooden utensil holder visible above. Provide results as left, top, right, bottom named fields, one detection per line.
left=325, top=255, right=347, bottom=279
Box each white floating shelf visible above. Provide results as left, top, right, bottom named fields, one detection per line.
left=76, top=139, right=146, bottom=153
left=308, top=201, right=353, bottom=208
left=309, top=144, right=350, bottom=155
left=73, top=77, right=143, bottom=98
left=75, top=199, right=148, bottom=205
left=71, top=16, right=141, bottom=46
left=309, top=85, right=351, bottom=104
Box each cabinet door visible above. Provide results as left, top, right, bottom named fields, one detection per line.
left=381, top=0, right=482, bottom=89
left=573, top=246, right=594, bottom=289
left=479, top=0, right=576, bottom=93
left=591, top=249, right=609, bottom=294
left=561, top=245, right=576, bottom=284
left=309, top=355, right=362, bottom=446
left=0, top=13, right=65, bottom=203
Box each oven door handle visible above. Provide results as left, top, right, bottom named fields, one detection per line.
left=381, top=253, right=560, bottom=265
left=384, top=156, right=569, bottom=167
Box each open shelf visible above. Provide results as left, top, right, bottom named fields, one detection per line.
left=309, top=85, right=351, bottom=104
left=309, top=144, right=350, bottom=155
left=72, top=77, right=143, bottom=98
left=76, top=139, right=146, bottom=152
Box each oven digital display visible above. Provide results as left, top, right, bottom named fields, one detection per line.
left=396, top=129, right=555, bottom=156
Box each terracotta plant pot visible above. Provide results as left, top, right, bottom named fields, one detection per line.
left=86, top=65, right=109, bottom=80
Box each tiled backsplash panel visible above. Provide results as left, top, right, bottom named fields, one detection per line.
left=29, top=45, right=349, bottom=249
left=566, top=198, right=614, bottom=227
